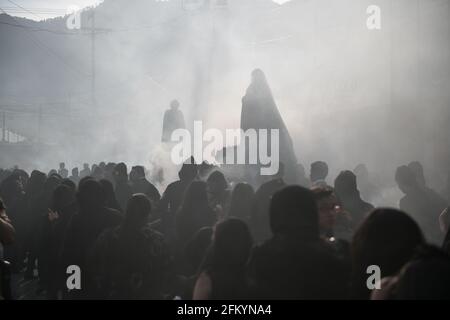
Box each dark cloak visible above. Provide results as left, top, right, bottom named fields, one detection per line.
left=240, top=69, right=299, bottom=184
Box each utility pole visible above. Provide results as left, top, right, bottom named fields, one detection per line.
left=91, top=10, right=96, bottom=108
left=2, top=111, right=5, bottom=142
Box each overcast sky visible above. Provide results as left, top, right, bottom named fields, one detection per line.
left=0, top=0, right=102, bottom=20
left=0, top=0, right=291, bottom=20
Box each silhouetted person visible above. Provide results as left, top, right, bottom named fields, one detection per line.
left=104, top=162, right=116, bottom=183
left=353, top=164, right=381, bottom=204
left=61, top=179, right=122, bottom=299
left=89, top=194, right=170, bottom=299
left=78, top=176, right=94, bottom=189
left=334, top=170, right=374, bottom=231
left=35, top=175, right=61, bottom=284
left=251, top=163, right=286, bottom=243
left=393, top=245, right=450, bottom=300
left=175, top=181, right=216, bottom=250
left=0, top=198, right=15, bottom=248
left=228, top=183, right=255, bottom=222
left=162, top=100, right=186, bottom=143
left=43, top=184, right=77, bottom=298
left=113, top=163, right=133, bottom=212
left=159, top=159, right=198, bottom=247
left=1, top=197, right=14, bottom=299
left=396, top=165, right=444, bottom=245
left=443, top=207, right=450, bottom=254
left=312, top=187, right=337, bottom=239
left=193, top=218, right=252, bottom=300
left=69, top=168, right=80, bottom=185
left=310, top=161, right=329, bottom=188
left=182, top=227, right=213, bottom=278
left=312, top=186, right=351, bottom=268
left=0, top=198, right=14, bottom=301
left=99, top=179, right=122, bottom=213
left=408, top=161, right=447, bottom=214
left=241, top=69, right=299, bottom=184
left=62, top=178, right=76, bottom=192
left=91, top=165, right=104, bottom=180
left=198, top=161, right=217, bottom=181
left=351, top=208, right=424, bottom=299
left=247, top=186, right=349, bottom=299
left=80, top=163, right=91, bottom=178
left=130, top=166, right=161, bottom=205
left=22, top=170, right=46, bottom=279
left=0, top=171, right=27, bottom=273
left=206, top=171, right=230, bottom=216
left=99, top=162, right=106, bottom=171
left=58, top=163, right=68, bottom=179
left=177, top=227, right=213, bottom=299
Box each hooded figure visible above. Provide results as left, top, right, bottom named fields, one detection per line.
left=241, top=69, right=299, bottom=184
left=162, top=100, right=186, bottom=143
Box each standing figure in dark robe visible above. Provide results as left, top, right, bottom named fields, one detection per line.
left=162, top=100, right=186, bottom=143
left=113, top=163, right=133, bottom=213
left=159, top=158, right=198, bottom=251
left=240, top=69, right=299, bottom=185
left=395, top=166, right=445, bottom=245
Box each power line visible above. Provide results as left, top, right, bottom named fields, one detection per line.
left=6, top=0, right=42, bottom=20
left=0, top=6, right=92, bottom=81
left=1, top=6, right=68, bottom=13
left=0, top=21, right=97, bottom=35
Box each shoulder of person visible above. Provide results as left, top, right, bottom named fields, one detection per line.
left=193, top=271, right=213, bottom=300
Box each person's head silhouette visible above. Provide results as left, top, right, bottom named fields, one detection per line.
left=270, top=186, right=319, bottom=240
left=77, top=179, right=105, bottom=212
left=114, top=163, right=128, bottom=183
left=51, top=184, right=75, bottom=212
left=179, top=157, right=198, bottom=182
left=394, top=245, right=450, bottom=300
left=229, top=183, right=255, bottom=220
left=207, top=171, right=228, bottom=195
left=212, top=218, right=253, bottom=269
left=395, top=165, right=418, bottom=195
left=123, top=194, right=151, bottom=230
left=251, top=68, right=266, bottom=83
left=334, top=170, right=358, bottom=199
left=352, top=208, right=424, bottom=299
left=170, top=99, right=180, bottom=110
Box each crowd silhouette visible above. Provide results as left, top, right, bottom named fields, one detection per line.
left=0, top=70, right=449, bottom=300
left=1, top=156, right=450, bottom=300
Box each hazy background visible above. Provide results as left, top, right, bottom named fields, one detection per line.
left=0, top=0, right=449, bottom=200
